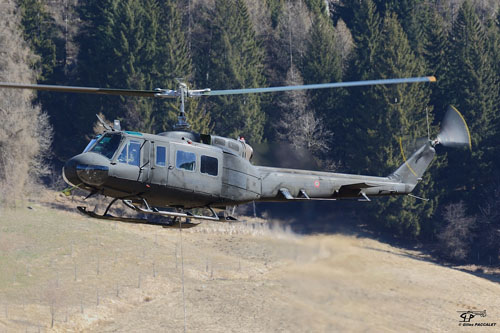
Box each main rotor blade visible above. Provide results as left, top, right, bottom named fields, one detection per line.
left=0, top=82, right=175, bottom=98
left=204, top=76, right=436, bottom=96
left=0, top=76, right=436, bottom=98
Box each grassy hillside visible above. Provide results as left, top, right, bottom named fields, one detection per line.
left=1, top=199, right=500, bottom=332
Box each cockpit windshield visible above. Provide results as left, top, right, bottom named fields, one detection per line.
left=89, top=133, right=122, bottom=159
left=83, top=134, right=101, bottom=153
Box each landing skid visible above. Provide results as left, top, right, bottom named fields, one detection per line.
left=77, top=206, right=199, bottom=228
left=76, top=196, right=238, bottom=227
left=122, top=200, right=224, bottom=222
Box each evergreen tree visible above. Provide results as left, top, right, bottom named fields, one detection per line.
left=260, top=0, right=313, bottom=140
left=375, top=0, right=426, bottom=51
left=153, top=1, right=209, bottom=133
left=400, top=2, right=428, bottom=56
left=301, top=15, right=343, bottom=153
left=471, top=10, right=500, bottom=261
left=18, top=0, right=58, bottom=81
left=498, top=6, right=500, bottom=28
left=422, top=4, right=448, bottom=75
left=110, top=0, right=155, bottom=131
left=485, top=9, right=500, bottom=149
left=422, top=4, right=449, bottom=120
left=350, top=12, right=434, bottom=237
left=371, top=0, right=422, bottom=19
left=75, top=0, right=205, bottom=136
left=184, top=101, right=212, bottom=134
left=445, top=0, right=497, bottom=147
left=440, top=0, right=498, bottom=207
left=77, top=0, right=120, bottom=89
left=340, top=0, right=381, bottom=164
left=335, top=0, right=426, bottom=57
left=18, top=0, right=70, bottom=160
left=304, top=0, right=326, bottom=16
left=74, top=0, right=121, bottom=145
left=419, top=7, right=449, bottom=240
left=204, top=0, right=267, bottom=143
left=265, top=0, right=284, bottom=29
left=345, top=0, right=381, bottom=81
left=491, top=7, right=500, bottom=169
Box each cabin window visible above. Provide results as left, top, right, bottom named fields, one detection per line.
left=176, top=150, right=196, bottom=171
left=117, top=140, right=141, bottom=166
left=156, top=146, right=166, bottom=167
left=201, top=155, right=218, bottom=176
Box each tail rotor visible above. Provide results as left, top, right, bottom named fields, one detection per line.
left=433, top=106, right=471, bottom=149
left=392, top=105, right=471, bottom=187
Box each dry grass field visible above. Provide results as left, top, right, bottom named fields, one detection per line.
left=1, top=194, right=500, bottom=332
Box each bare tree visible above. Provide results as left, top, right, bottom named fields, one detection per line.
left=0, top=0, right=53, bottom=206
left=477, top=184, right=500, bottom=263
left=276, top=65, right=333, bottom=157
left=432, top=0, right=499, bottom=24
left=243, top=0, right=272, bottom=37
left=334, top=19, right=353, bottom=74
left=280, top=0, right=313, bottom=65
left=437, top=202, right=476, bottom=262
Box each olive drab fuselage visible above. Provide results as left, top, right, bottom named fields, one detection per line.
left=63, top=129, right=437, bottom=209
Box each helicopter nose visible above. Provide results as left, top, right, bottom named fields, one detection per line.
left=63, top=153, right=110, bottom=187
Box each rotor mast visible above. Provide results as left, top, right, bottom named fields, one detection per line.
left=175, top=81, right=190, bottom=130
left=153, top=80, right=211, bottom=131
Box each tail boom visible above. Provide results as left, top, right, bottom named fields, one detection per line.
left=256, top=141, right=435, bottom=202
left=257, top=167, right=414, bottom=202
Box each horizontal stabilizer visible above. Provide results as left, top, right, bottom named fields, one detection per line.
left=340, top=183, right=378, bottom=190
left=335, top=182, right=379, bottom=198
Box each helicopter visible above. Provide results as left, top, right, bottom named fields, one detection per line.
left=0, top=76, right=471, bottom=227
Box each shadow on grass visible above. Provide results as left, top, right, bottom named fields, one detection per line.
left=452, top=268, right=500, bottom=284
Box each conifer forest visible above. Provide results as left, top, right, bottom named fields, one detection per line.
left=1, top=0, right=500, bottom=264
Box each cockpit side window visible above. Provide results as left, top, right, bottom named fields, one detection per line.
left=117, top=140, right=141, bottom=166
left=89, top=133, right=122, bottom=159
left=117, top=146, right=127, bottom=163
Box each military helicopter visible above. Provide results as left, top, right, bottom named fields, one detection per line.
left=0, top=77, right=471, bottom=227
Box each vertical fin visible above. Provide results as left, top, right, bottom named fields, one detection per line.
left=390, top=141, right=436, bottom=186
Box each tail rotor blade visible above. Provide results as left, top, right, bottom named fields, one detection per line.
left=436, top=106, right=471, bottom=149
